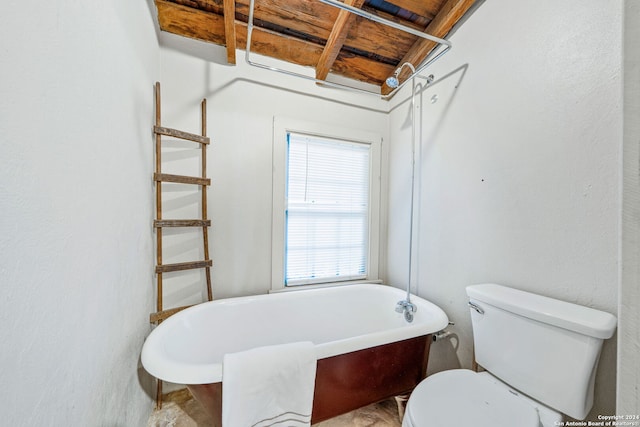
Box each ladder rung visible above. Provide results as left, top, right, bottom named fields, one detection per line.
left=156, top=260, right=213, bottom=273
left=154, top=173, right=210, bottom=186
left=154, top=219, right=211, bottom=228
left=154, top=126, right=210, bottom=145
left=150, top=304, right=195, bottom=323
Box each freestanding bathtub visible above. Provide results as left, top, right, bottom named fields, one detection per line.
left=141, top=283, right=449, bottom=424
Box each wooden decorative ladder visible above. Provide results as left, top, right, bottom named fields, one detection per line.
left=151, top=82, right=213, bottom=407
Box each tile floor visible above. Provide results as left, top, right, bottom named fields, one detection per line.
left=147, top=388, right=405, bottom=427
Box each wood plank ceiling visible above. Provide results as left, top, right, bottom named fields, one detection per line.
left=155, top=0, right=477, bottom=95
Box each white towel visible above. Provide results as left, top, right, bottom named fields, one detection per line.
left=222, top=341, right=317, bottom=427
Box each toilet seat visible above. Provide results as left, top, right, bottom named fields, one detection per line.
left=403, top=370, right=541, bottom=427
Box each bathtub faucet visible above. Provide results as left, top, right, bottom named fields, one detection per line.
left=396, top=300, right=417, bottom=322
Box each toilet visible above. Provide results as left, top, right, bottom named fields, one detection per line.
left=403, top=283, right=617, bottom=427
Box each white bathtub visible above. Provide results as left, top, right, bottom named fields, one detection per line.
left=141, top=283, right=449, bottom=423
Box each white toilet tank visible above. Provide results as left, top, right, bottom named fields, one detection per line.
left=466, top=284, right=616, bottom=420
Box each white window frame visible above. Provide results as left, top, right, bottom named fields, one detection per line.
left=271, top=117, right=381, bottom=292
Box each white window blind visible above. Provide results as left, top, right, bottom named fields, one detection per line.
left=285, top=132, right=371, bottom=286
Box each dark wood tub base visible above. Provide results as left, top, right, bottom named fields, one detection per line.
left=187, top=335, right=431, bottom=426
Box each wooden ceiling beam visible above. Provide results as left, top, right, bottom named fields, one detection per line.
left=315, top=0, right=365, bottom=81
left=385, top=0, right=442, bottom=21
left=236, top=20, right=393, bottom=84
left=170, top=0, right=223, bottom=14
left=167, top=0, right=428, bottom=65
left=235, top=0, right=416, bottom=63
left=156, top=0, right=226, bottom=45
left=343, top=14, right=416, bottom=62
left=332, top=50, right=395, bottom=84
left=223, top=0, right=236, bottom=64
left=156, top=0, right=394, bottom=85
left=235, top=0, right=338, bottom=40
left=237, top=21, right=323, bottom=68
left=382, top=0, right=476, bottom=94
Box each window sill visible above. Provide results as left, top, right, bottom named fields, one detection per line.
left=269, top=279, right=383, bottom=294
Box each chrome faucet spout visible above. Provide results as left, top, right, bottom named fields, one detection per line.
left=396, top=300, right=416, bottom=312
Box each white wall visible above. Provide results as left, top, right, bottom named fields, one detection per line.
left=157, top=39, right=390, bottom=302
left=618, top=0, right=640, bottom=415
left=387, top=0, right=621, bottom=420
left=0, top=0, right=627, bottom=423
left=0, top=1, right=159, bottom=425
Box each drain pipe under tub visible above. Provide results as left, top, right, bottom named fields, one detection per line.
left=432, top=323, right=458, bottom=350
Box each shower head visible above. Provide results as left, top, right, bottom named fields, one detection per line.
left=385, top=62, right=416, bottom=89
left=385, top=75, right=400, bottom=88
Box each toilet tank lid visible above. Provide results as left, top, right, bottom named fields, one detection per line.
left=467, top=284, right=617, bottom=339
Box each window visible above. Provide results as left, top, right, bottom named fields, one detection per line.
left=286, top=133, right=370, bottom=285
left=272, top=118, right=381, bottom=290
